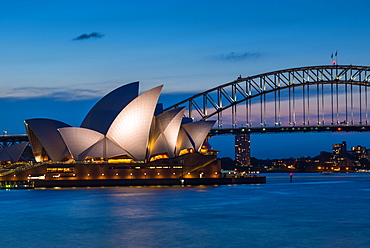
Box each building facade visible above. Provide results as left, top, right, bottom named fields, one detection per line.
left=235, top=133, right=250, bottom=166
left=0, top=82, right=220, bottom=184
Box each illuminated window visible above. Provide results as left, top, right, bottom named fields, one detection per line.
left=150, top=154, right=169, bottom=162
left=108, top=158, right=134, bottom=163
left=47, top=168, right=74, bottom=173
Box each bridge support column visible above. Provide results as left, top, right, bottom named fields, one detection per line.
left=235, top=133, right=250, bottom=167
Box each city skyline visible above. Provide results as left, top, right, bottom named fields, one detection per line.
left=2, top=0, right=370, bottom=159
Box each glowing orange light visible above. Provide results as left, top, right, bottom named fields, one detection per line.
left=338, top=127, right=342, bottom=131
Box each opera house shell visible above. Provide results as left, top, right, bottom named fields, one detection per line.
left=0, top=142, right=29, bottom=163
left=1, top=83, right=270, bottom=188
left=24, top=82, right=216, bottom=164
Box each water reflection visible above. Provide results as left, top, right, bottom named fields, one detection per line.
left=1, top=173, right=370, bottom=248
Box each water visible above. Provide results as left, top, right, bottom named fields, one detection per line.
left=1, top=173, right=370, bottom=248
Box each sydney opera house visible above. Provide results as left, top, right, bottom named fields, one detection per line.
left=0, top=82, right=222, bottom=186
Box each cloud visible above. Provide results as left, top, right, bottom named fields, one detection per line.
left=211, top=51, right=261, bottom=61
left=0, top=86, right=106, bottom=101
left=72, top=32, right=105, bottom=41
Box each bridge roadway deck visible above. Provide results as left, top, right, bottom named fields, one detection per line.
left=210, top=125, right=370, bottom=135
left=0, top=134, right=28, bottom=146
left=1, top=125, right=370, bottom=143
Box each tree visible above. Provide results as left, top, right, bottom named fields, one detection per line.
left=219, top=157, right=236, bottom=170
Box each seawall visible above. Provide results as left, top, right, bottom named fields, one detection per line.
left=32, top=177, right=266, bottom=188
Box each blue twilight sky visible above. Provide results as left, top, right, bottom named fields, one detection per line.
left=2, top=0, right=370, bottom=159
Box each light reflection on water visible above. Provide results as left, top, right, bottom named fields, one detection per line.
left=1, top=173, right=370, bottom=248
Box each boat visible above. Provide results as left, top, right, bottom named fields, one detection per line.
left=321, top=171, right=333, bottom=175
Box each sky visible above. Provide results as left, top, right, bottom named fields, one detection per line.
left=2, top=0, right=370, bottom=159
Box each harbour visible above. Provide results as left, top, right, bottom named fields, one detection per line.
left=3, top=1, right=370, bottom=247
left=1, top=173, right=369, bottom=248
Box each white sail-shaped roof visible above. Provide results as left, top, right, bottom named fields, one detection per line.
left=149, top=107, right=185, bottom=158
left=23, top=82, right=218, bottom=163
left=58, top=127, right=104, bottom=161
left=176, top=121, right=215, bottom=153
left=24, top=118, right=71, bottom=162
left=81, top=82, right=139, bottom=134
left=149, top=133, right=168, bottom=156
left=0, top=147, right=9, bottom=162
left=86, top=137, right=128, bottom=158
left=0, top=143, right=28, bottom=163
left=106, top=85, right=163, bottom=161
left=4, top=142, right=29, bottom=163
left=176, top=127, right=194, bottom=155
left=84, top=139, right=105, bottom=158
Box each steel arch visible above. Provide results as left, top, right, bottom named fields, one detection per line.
left=164, top=65, right=370, bottom=128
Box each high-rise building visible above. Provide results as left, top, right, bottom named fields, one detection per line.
left=333, top=141, right=347, bottom=158
left=351, top=145, right=367, bottom=159
left=235, top=133, right=250, bottom=166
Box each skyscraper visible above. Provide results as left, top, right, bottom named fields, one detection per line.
left=235, top=133, right=250, bottom=166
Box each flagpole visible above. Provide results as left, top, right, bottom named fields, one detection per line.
left=331, top=53, right=334, bottom=64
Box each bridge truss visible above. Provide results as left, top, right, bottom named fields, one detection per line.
left=0, top=134, right=28, bottom=148
left=165, top=65, right=370, bottom=131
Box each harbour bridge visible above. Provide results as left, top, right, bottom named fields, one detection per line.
left=3, top=65, right=370, bottom=165
left=164, top=65, right=370, bottom=165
